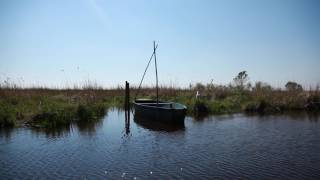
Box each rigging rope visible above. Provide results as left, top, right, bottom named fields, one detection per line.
left=134, top=44, right=158, bottom=100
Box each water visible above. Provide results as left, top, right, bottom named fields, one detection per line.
left=1, top=109, right=320, bottom=179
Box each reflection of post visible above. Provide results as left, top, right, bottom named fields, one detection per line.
left=125, top=81, right=130, bottom=135
left=125, top=110, right=130, bottom=135
left=125, top=81, right=128, bottom=110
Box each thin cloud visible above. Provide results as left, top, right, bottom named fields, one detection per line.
left=85, top=0, right=111, bottom=27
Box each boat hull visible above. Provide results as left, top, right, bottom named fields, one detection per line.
left=133, top=100, right=187, bottom=123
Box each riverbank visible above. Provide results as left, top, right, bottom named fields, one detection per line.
left=1, top=85, right=319, bottom=128
left=0, top=89, right=124, bottom=128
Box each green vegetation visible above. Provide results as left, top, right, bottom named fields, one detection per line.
left=136, top=71, right=320, bottom=115
left=1, top=71, right=319, bottom=128
left=30, top=102, right=108, bottom=128
left=0, top=103, right=17, bottom=127
left=0, top=89, right=119, bottom=128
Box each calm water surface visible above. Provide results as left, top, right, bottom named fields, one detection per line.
left=1, top=109, right=320, bottom=179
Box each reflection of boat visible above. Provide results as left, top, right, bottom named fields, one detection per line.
left=134, top=113, right=185, bottom=132
left=133, top=42, right=187, bottom=123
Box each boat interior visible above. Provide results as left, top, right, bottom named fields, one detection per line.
left=134, top=99, right=186, bottom=109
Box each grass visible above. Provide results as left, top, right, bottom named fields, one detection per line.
left=0, top=80, right=319, bottom=128
left=134, top=83, right=320, bottom=115
left=0, top=88, right=118, bottom=128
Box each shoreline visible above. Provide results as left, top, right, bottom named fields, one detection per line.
left=1, top=87, right=319, bottom=128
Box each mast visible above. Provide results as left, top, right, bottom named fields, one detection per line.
left=154, top=41, right=159, bottom=104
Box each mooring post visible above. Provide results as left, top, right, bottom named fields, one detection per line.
left=124, top=81, right=130, bottom=135
left=127, top=81, right=130, bottom=111
left=125, top=81, right=127, bottom=110
left=125, top=81, right=130, bottom=111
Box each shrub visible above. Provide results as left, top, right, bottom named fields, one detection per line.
left=0, top=105, right=16, bottom=127
left=31, top=106, right=77, bottom=128
left=77, top=103, right=107, bottom=122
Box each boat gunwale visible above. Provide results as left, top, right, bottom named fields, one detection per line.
left=133, top=101, right=187, bottom=111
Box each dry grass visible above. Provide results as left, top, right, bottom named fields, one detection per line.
left=1, top=81, right=319, bottom=127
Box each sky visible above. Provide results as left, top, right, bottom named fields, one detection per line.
left=0, top=0, right=319, bottom=88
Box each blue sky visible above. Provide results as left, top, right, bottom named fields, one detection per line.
left=1, top=0, right=319, bottom=88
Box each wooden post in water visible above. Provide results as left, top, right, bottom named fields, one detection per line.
left=125, top=81, right=130, bottom=111
left=124, top=81, right=130, bottom=135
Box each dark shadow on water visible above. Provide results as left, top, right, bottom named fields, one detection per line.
left=244, top=111, right=320, bottom=122
left=0, top=127, right=14, bottom=142
left=192, top=112, right=210, bottom=121
left=124, top=108, right=131, bottom=136
left=134, top=114, right=185, bottom=132
left=191, top=112, right=239, bottom=122
left=75, top=119, right=103, bottom=136
left=75, top=108, right=108, bottom=136
left=192, top=111, right=320, bottom=123
left=29, top=119, right=104, bottom=138
left=29, top=113, right=107, bottom=138
left=306, top=112, right=320, bottom=122
left=31, top=124, right=72, bottom=138
left=285, top=111, right=319, bottom=122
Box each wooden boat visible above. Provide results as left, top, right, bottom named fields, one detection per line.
left=133, top=42, right=187, bottom=123
left=133, top=99, right=187, bottom=123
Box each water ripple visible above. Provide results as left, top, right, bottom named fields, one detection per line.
left=1, top=111, right=320, bottom=179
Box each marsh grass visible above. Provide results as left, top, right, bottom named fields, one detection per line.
left=1, top=81, right=319, bottom=127
left=138, top=83, right=320, bottom=115
left=0, top=87, right=115, bottom=128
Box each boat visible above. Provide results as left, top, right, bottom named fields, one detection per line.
left=133, top=42, right=187, bottom=123
left=133, top=99, right=187, bottom=123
